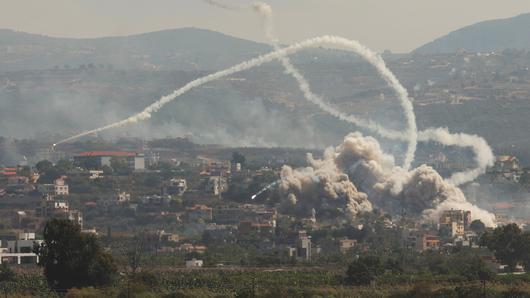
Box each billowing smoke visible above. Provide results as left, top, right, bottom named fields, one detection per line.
left=278, top=148, right=373, bottom=221
left=278, top=132, right=496, bottom=226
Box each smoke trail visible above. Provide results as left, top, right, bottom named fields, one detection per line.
left=251, top=179, right=281, bottom=200
left=253, top=2, right=417, bottom=170
left=418, top=128, right=495, bottom=185
left=203, top=0, right=241, bottom=10
left=54, top=35, right=415, bottom=146
left=55, top=4, right=495, bottom=187
left=252, top=2, right=495, bottom=185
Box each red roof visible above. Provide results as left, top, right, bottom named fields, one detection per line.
left=76, top=151, right=137, bottom=157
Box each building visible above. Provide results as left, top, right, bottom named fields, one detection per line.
left=339, top=238, right=357, bottom=254
left=185, top=258, right=203, bottom=268
left=0, top=233, right=42, bottom=265
left=0, top=168, right=17, bottom=177
left=439, top=209, right=471, bottom=238
left=493, top=156, right=520, bottom=173
left=116, top=192, right=131, bottom=204
left=296, top=230, right=312, bottom=261
left=213, top=205, right=277, bottom=226
left=178, top=243, right=207, bottom=254
left=408, top=232, right=440, bottom=252
left=36, top=196, right=83, bottom=228
left=206, top=176, right=227, bottom=196
left=186, top=205, right=213, bottom=222
left=54, top=177, right=69, bottom=195
left=37, top=177, right=69, bottom=196
left=89, top=170, right=104, bottom=180
left=238, top=221, right=275, bottom=236
left=74, top=151, right=145, bottom=171
left=163, top=178, right=187, bottom=196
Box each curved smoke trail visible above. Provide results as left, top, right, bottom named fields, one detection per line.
left=54, top=36, right=412, bottom=145
left=252, top=2, right=417, bottom=170
left=252, top=2, right=493, bottom=185
left=56, top=5, right=494, bottom=186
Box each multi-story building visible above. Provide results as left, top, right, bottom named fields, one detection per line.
left=36, top=196, right=83, bottom=228
left=74, top=151, right=145, bottom=171
left=439, top=209, right=471, bottom=238
left=407, top=232, right=440, bottom=252
left=37, top=177, right=69, bottom=196
left=0, top=233, right=42, bottom=265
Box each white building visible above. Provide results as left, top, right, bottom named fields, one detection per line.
left=185, top=258, right=203, bottom=268
left=0, top=233, right=42, bottom=265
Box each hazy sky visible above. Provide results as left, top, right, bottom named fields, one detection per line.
left=1, top=0, right=529, bottom=52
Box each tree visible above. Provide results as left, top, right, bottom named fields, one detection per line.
left=470, top=220, right=486, bottom=234
left=110, top=157, right=131, bottom=175
left=0, top=263, right=15, bottom=298
left=34, top=219, right=116, bottom=291
left=231, top=151, right=246, bottom=166
left=0, top=264, right=15, bottom=283
left=345, top=255, right=383, bottom=285
left=480, top=223, right=525, bottom=271
left=35, top=160, right=53, bottom=173
left=55, top=159, right=73, bottom=174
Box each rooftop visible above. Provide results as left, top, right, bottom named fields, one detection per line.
left=76, top=151, right=137, bottom=157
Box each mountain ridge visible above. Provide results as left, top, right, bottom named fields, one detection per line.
left=414, top=13, right=530, bottom=53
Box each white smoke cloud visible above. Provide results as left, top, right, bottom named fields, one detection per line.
left=279, top=147, right=373, bottom=221
left=279, top=132, right=496, bottom=226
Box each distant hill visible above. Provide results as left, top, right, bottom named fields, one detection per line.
left=414, top=13, right=530, bottom=53
left=0, top=28, right=270, bottom=71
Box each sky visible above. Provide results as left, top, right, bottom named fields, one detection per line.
left=1, top=0, right=529, bottom=53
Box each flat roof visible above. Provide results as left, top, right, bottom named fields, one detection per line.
left=75, top=151, right=137, bottom=157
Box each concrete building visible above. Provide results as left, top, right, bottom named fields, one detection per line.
left=408, top=232, right=440, bottom=252
left=439, top=209, right=471, bottom=238
left=186, top=205, right=213, bottom=222
left=0, top=233, right=42, bottom=265
left=296, top=230, right=312, bottom=261
left=185, top=258, right=203, bottom=268
left=37, top=177, right=69, bottom=196
left=74, top=151, right=145, bottom=171
left=36, top=196, right=83, bottom=228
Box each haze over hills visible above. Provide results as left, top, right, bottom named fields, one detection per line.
left=0, top=21, right=530, bottom=162
left=414, top=13, right=530, bottom=53
left=0, top=27, right=270, bottom=71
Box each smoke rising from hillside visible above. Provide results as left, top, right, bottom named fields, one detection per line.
left=278, top=132, right=495, bottom=226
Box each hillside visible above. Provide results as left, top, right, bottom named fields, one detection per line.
left=414, top=13, right=530, bottom=53
left=0, top=28, right=270, bottom=71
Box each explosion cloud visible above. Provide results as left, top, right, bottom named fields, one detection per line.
left=279, top=133, right=495, bottom=226
left=55, top=2, right=497, bottom=225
